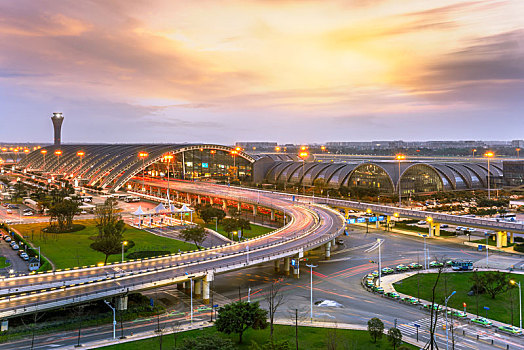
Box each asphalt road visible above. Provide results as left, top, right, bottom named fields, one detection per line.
left=1, top=226, right=522, bottom=349
left=0, top=181, right=345, bottom=319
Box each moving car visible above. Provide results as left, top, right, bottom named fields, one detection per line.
left=471, top=317, right=492, bottom=327
left=497, top=325, right=521, bottom=335
left=23, top=211, right=34, bottom=216
left=371, top=270, right=379, bottom=278
left=424, top=304, right=443, bottom=312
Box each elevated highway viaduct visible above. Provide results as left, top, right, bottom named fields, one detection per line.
left=0, top=181, right=345, bottom=327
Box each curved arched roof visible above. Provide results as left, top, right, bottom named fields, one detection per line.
left=19, top=144, right=255, bottom=191
left=262, top=159, right=502, bottom=193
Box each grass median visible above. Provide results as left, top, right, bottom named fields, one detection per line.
left=12, top=220, right=197, bottom=269
left=394, top=272, right=524, bottom=326
left=100, top=324, right=417, bottom=350
left=0, top=256, right=10, bottom=269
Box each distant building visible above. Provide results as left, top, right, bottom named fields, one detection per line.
left=235, top=142, right=278, bottom=150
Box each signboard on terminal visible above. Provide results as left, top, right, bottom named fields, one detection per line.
left=347, top=218, right=356, bottom=224
left=368, top=216, right=377, bottom=222
left=356, top=217, right=366, bottom=223
left=202, top=163, right=209, bottom=168
left=378, top=216, right=385, bottom=221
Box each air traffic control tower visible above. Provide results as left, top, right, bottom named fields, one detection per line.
left=51, top=112, right=64, bottom=146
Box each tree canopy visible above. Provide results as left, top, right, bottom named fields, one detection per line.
left=90, top=198, right=126, bottom=264
left=180, top=225, right=207, bottom=249
left=367, top=317, right=384, bottom=343
left=215, top=301, right=268, bottom=343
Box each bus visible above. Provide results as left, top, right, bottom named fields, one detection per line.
left=451, top=260, right=473, bottom=271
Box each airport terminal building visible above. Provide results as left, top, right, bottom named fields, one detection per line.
left=17, top=143, right=524, bottom=196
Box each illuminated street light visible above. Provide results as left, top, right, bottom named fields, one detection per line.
left=122, top=241, right=128, bottom=261
left=517, top=148, right=521, bottom=159
left=395, top=154, right=405, bottom=207
left=510, top=280, right=522, bottom=331
left=298, top=150, right=309, bottom=195
left=484, top=151, right=494, bottom=199
left=275, top=146, right=281, bottom=152
left=138, top=152, right=149, bottom=191
left=162, top=154, right=174, bottom=205
left=41, top=149, right=48, bottom=171
left=76, top=151, right=85, bottom=178
left=55, top=149, right=62, bottom=171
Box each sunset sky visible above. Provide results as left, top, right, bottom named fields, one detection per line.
left=1, top=0, right=523, bottom=144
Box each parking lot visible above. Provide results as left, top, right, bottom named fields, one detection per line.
left=0, top=234, right=29, bottom=273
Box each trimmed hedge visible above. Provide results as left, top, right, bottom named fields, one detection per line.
left=126, top=250, right=171, bottom=259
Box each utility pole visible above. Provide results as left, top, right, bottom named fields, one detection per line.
left=306, top=263, right=317, bottom=323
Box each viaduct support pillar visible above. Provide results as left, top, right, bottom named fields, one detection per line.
left=177, top=283, right=184, bottom=291
left=184, top=281, right=190, bottom=293
left=433, top=223, right=440, bottom=237
left=292, top=257, right=300, bottom=279
left=222, top=200, right=227, bottom=211
left=253, top=205, right=257, bottom=216
left=116, top=296, right=128, bottom=311
left=202, top=273, right=213, bottom=304
left=386, top=216, right=391, bottom=231
left=283, top=257, right=290, bottom=275
left=194, top=279, right=202, bottom=298
left=496, top=231, right=508, bottom=248
left=270, top=209, right=275, bottom=221
left=510, top=232, right=514, bottom=244
left=197, top=195, right=201, bottom=205
left=186, top=193, right=190, bottom=202
left=274, top=259, right=280, bottom=272
left=237, top=202, right=241, bottom=212
left=428, top=224, right=433, bottom=237
left=325, top=241, right=332, bottom=260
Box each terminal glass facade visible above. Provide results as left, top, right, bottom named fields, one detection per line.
left=145, top=149, right=252, bottom=182
left=347, top=164, right=394, bottom=193
left=399, top=164, right=443, bottom=194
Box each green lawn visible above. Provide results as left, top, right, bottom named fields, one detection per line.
left=206, top=223, right=274, bottom=240
left=394, top=272, right=524, bottom=326
left=12, top=220, right=197, bottom=269
left=0, top=256, right=10, bottom=269
left=471, top=238, right=515, bottom=247
left=100, top=325, right=417, bottom=350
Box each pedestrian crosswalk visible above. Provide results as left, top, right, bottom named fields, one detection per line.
left=397, top=317, right=474, bottom=350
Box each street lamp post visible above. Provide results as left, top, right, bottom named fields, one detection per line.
left=485, top=232, right=489, bottom=267
left=517, top=148, right=521, bottom=159
left=54, top=149, right=62, bottom=173
left=163, top=154, right=174, bottom=205
left=121, top=241, right=128, bottom=262
left=445, top=291, right=457, bottom=350
left=510, top=280, right=522, bottom=331
left=484, top=151, right=494, bottom=200
left=299, top=148, right=309, bottom=196
left=377, top=239, right=383, bottom=286
left=419, top=234, right=428, bottom=269
left=306, top=263, right=317, bottom=323
left=395, top=154, right=405, bottom=207
left=472, top=149, right=477, bottom=158
left=76, top=151, right=85, bottom=179
left=185, top=273, right=195, bottom=324
left=103, top=300, right=116, bottom=340
left=138, top=152, right=149, bottom=192
left=40, top=149, right=47, bottom=172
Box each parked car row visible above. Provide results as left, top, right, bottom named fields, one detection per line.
left=364, top=272, right=522, bottom=337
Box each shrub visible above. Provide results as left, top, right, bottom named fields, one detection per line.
left=125, top=250, right=171, bottom=259
left=514, top=243, right=524, bottom=253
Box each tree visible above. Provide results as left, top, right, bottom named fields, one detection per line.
left=479, top=271, right=510, bottom=299
left=180, top=225, right=207, bottom=249
left=265, top=280, right=285, bottom=339
left=48, top=199, right=79, bottom=232
left=387, top=327, right=402, bottom=350
left=229, top=208, right=241, bottom=218
left=313, top=178, right=326, bottom=195
left=200, top=206, right=226, bottom=225
left=215, top=301, right=268, bottom=344
left=222, top=218, right=239, bottom=239
left=91, top=199, right=126, bottom=263
left=250, top=340, right=290, bottom=350
left=237, top=218, right=251, bottom=233
left=181, top=334, right=235, bottom=350
left=367, top=317, right=384, bottom=343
